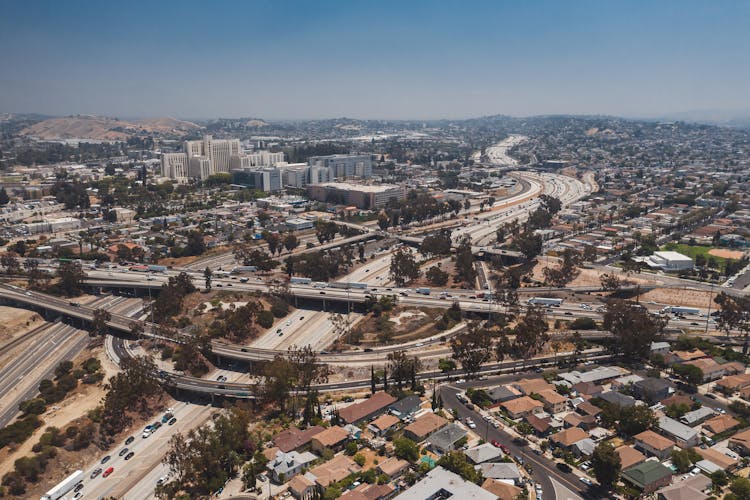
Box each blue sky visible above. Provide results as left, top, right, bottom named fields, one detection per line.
left=1, top=0, right=748, bottom=119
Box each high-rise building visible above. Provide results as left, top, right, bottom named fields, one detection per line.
left=308, top=154, right=372, bottom=180
left=231, top=167, right=282, bottom=192
left=161, top=152, right=189, bottom=178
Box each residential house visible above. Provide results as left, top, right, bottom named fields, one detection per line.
left=715, top=373, right=750, bottom=394
left=598, top=391, right=636, bottom=408
left=656, top=473, right=711, bottom=500
left=487, top=385, right=522, bottom=404
left=571, top=381, right=603, bottom=398
left=658, top=416, right=700, bottom=448
left=481, top=478, right=523, bottom=500
left=478, top=462, right=522, bottom=484
left=661, top=394, right=694, bottom=409
left=500, top=396, right=544, bottom=419
left=634, top=430, right=675, bottom=460
left=621, top=460, right=673, bottom=494
left=339, top=392, right=397, bottom=424
left=537, top=389, right=567, bottom=414
left=367, top=414, right=400, bottom=437
left=560, top=366, right=628, bottom=385
left=703, top=414, right=740, bottom=436
left=512, top=378, right=555, bottom=395
left=696, top=447, right=738, bottom=471
left=266, top=450, right=318, bottom=483
left=729, top=428, right=750, bottom=455
left=651, top=342, right=671, bottom=355
left=388, top=395, right=423, bottom=421
left=576, top=401, right=602, bottom=418
left=679, top=407, right=715, bottom=427
left=404, top=413, right=448, bottom=442
left=563, top=413, right=597, bottom=431
left=308, top=454, right=362, bottom=489
left=376, top=457, right=410, bottom=479
left=288, top=474, right=317, bottom=500
left=273, top=426, right=324, bottom=453
left=634, top=378, right=671, bottom=404
left=550, top=427, right=588, bottom=452
left=525, top=414, right=552, bottom=436
left=396, top=466, right=496, bottom=500
left=667, top=349, right=708, bottom=365
left=615, top=446, right=647, bottom=470
left=342, top=483, right=395, bottom=500
left=311, top=426, right=349, bottom=454
left=465, top=443, right=504, bottom=464
left=426, top=423, right=468, bottom=454
left=683, top=358, right=728, bottom=382
left=573, top=438, right=596, bottom=458
left=611, top=374, right=645, bottom=391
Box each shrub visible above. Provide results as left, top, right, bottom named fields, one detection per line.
left=256, top=310, right=274, bottom=328
left=270, top=299, right=289, bottom=318
left=19, top=398, right=46, bottom=416
left=353, top=453, right=366, bottom=467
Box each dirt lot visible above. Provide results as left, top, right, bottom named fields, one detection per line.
left=709, top=248, right=746, bottom=260
left=0, top=306, right=43, bottom=345
left=527, top=260, right=658, bottom=288
left=637, top=288, right=715, bottom=309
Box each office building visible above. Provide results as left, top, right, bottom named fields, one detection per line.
left=307, top=182, right=405, bottom=209
left=308, top=154, right=372, bottom=180
left=232, top=167, right=282, bottom=192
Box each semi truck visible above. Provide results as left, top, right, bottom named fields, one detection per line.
left=231, top=266, right=258, bottom=273
left=527, top=297, right=564, bottom=307
left=147, top=265, right=168, bottom=273
left=40, top=470, right=83, bottom=500
left=329, top=282, right=368, bottom=290
left=290, top=277, right=313, bottom=285
left=415, top=287, right=431, bottom=295
left=664, top=306, right=701, bottom=316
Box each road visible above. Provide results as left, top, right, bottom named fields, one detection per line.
left=439, top=383, right=596, bottom=500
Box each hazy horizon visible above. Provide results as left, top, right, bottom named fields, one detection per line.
left=2, top=1, right=749, bottom=120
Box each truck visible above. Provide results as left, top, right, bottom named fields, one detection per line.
left=40, top=470, right=84, bottom=500
left=666, top=306, right=701, bottom=316
left=329, top=282, right=368, bottom=290
left=231, top=266, right=258, bottom=273
left=290, top=277, right=313, bottom=285
left=129, top=265, right=150, bottom=272
left=527, top=297, right=564, bottom=307
left=415, top=287, right=431, bottom=295
left=147, top=265, right=168, bottom=273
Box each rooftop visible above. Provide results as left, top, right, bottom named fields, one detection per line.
left=395, top=466, right=496, bottom=500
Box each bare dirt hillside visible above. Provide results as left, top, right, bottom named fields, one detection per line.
left=20, top=115, right=201, bottom=140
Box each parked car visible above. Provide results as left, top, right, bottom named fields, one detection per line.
left=556, top=463, right=573, bottom=473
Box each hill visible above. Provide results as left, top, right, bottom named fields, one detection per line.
left=20, top=115, right=201, bottom=140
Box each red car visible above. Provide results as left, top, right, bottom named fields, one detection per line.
left=500, top=444, right=511, bottom=454
left=103, top=467, right=114, bottom=478
left=491, top=440, right=502, bottom=448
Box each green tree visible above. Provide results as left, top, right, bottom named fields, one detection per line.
left=603, top=299, right=668, bottom=359
left=58, top=261, right=85, bottom=297
left=591, top=441, right=621, bottom=489
left=618, top=405, right=656, bottom=437
left=437, top=451, right=483, bottom=484
left=426, top=265, right=449, bottom=286
left=450, top=322, right=493, bottom=379
left=389, top=248, right=421, bottom=286
left=672, top=363, right=704, bottom=386
left=730, top=477, right=750, bottom=500
left=0, top=187, right=10, bottom=205
left=91, top=308, right=112, bottom=337
left=514, top=229, right=542, bottom=260
left=203, top=266, right=212, bottom=290
left=283, top=234, right=299, bottom=253
left=393, top=437, right=420, bottom=462
left=513, top=305, right=549, bottom=368
left=454, top=238, right=476, bottom=285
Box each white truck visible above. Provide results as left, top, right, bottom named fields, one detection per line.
left=665, top=306, right=701, bottom=316
left=40, top=470, right=83, bottom=500
left=527, top=297, right=564, bottom=307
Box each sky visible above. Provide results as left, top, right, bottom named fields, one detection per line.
left=1, top=0, right=749, bottom=120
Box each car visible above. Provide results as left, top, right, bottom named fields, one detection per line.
left=556, top=462, right=573, bottom=473
left=101, top=455, right=111, bottom=464
left=74, top=483, right=84, bottom=492
left=143, top=430, right=152, bottom=438
left=73, top=493, right=83, bottom=499
left=278, top=332, right=283, bottom=336
left=276, top=328, right=282, bottom=333
left=491, top=440, right=502, bottom=448
left=217, top=375, right=227, bottom=382
left=91, top=468, right=102, bottom=479
left=169, top=417, right=177, bottom=425
left=119, top=447, right=129, bottom=457
left=258, top=474, right=267, bottom=482
left=299, top=316, right=304, bottom=320
left=564, top=311, right=573, bottom=316
left=580, top=477, right=593, bottom=486
left=319, top=291, right=326, bottom=294
left=215, top=283, right=222, bottom=287
left=534, top=367, right=544, bottom=373
left=125, top=451, right=135, bottom=460
left=364, top=348, right=373, bottom=352
left=103, top=467, right=114, bottom=478
left=535, top=484, right=542, bottom=491
left=286, top=320, right=291, bottom=326
left=125, top=436, right=135, bottom=445
left=514, top=455, right=524, bottom=465
left=157, top=476, right=169, bottom=486
left=705, top=393, right=717, bottom=399
left=152, top=421, right=162, bottom=430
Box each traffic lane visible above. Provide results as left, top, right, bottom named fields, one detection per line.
left=440, top=386, right=595, bottom=500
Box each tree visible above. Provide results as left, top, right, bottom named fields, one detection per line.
left=287, top=345, right=330, bottom=397
left=314, top=220, right=338, bottom=244
left=591, top=442, right=620, bottom=489
left=599, top=273, right=623, bottom=292
left=0, top=187, right=9, bottom=205
left=393, top=437, right=420, bottom=462
left=437, top=451, right=483, bottom=484
left=203, top=266, right=212, bottom=290
left=426, top=265, right=449, bottom=286
left=262, top=356, right=296, bottom=413
left=389, top=248, right=421, bottom=286
left=714, top=293, right=750, bottom=353
left=672, top=363, right=704, bottom=386
left=283, top=234, right=299, bottom=253
left=514, top=229, right=542, bottom=260
left=540, top=194, right=562, bottom=214
left=233, top=246, right=278, bottom=272
left=450, top=323, right=493, bottom=379
left=670, top=448, right=701, bottom=473
left=513, top=306, right=549, bottom=368
left=377, top=212, right=390, bottom=231
left=603, top=300, right=668, bottom=360
left=185, top=230, right=206, bottom=256
left=420, top=231, right=452, bottom=257
left=438, top=358, right=456, bottom=372
left=730, top=477, right=750, bottom=500
left=91, top=309, right=111, bottom=337
left=1, top=252, right=20, bottom=274
left=582, top=244, right=597, bottom=263
left=264, top=231, right=281, bottom=254
left=58, top=261, right=85, bottom=297
left=618, top=405, right=656, bottom=437
left=454, top=237, right=476, bottom=285
left=387, top=350, right=422, bottom=390
left=330, top=313, right=353, bottom=344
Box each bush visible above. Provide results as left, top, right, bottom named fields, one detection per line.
left=353, top=453, right=366, bottom=467
left=161, top=346, right=174, bottom=360
left=270, top=299, right=289, bottom=318
left=54, top=361, right=73, bottom=379
left=345, top=441, right=358, bottom=456
left=256, top=310, right=274, bottom=329
left=570, top=317, right=597, bottom=330
left=82, top=357, right=102, bottom=374
left=0, top=416, right=42, bottom=449
left=19, top=398, right=46, bottom=416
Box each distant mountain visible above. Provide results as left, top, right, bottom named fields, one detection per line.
left=651, top=109, right=750, bottom=128
left=20, top=115, right=201, bottom=140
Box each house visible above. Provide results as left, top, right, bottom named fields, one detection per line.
left=715, top=373, right=750, bottom=394
left=634, top=378, right=671, bottom=404
left=339, top=392, right=397, bottom=424
left=656, top=473, right=711, bottom=500
left=537, top=389, right=568, bottom=414
left=679, top=407, right=715, bottom=427
left=525, top=414, right=552, bottom=436
left=729, top=427, right=750, bottom=455
left=266, top=450, right=318, bottom=483
left=367, top=414, right=400, bottom=436
left=550, top=427, right=588, bottom=452
left=465, top=442, right=504, bottom=464
left=343, top=483, right=395, bottom=500
left=563, top=413, right=597, bottom=431
left=683, top=358, right=727, bottom=382
left=666, top=349, right=708, bottom=365
left=396, top=466, right=496, bottom=500
left=311, top=426, right=350, bottom=453
left=308, top=454, right=362, bottom=488
left=559, top=366, right=628, bottom=385
left=634, top=430, right=675, bottom=460
left=273, top=426, right=324, bottom=453
left=481, top=478, right=523, bottom=500
left=696, top=447, right=738, bottom=471
left=388, top=395, right=423, bottom=421
left=615, top=446, right=647, bottom=470
left=702, top=414, right=740, bottom=436
left=571, top=381, right=603, bottom=398
left=478, top=462, right=522, bottom=484
left=500, top=396, right=544, bottom=419
left=288, top=474, right=317, bottom=500
left=651, top=341, right=671, bottom=355
left=661, top=394, right=694, bottom=409
left=576, top=401, right=602, bottom=418
left=573, top=438, right=596, bottom=457
left=377, top=457, right=410, bottom=478
left=611, top=374, right=645, bottom=390
left=512, top=378, right=555, bottom=395
left=598, top=391, right=636, bottom=408
left=658, top=416, right=700, bottom=448
left=487, top=385, right=522, bottom=403
left=426, top=423, right=468, bottom=454
left=621, top=460, right=673, bottom=494
left=404, top=413, right=448, bottom=442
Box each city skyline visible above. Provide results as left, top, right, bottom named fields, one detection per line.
left=1, top=1, right=749, bottom=120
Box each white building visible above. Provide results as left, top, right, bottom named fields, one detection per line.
left=645, top=251, right=693, bottom=271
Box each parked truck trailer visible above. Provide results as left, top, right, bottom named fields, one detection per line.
left=40, top=470, right=83, bottom=500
